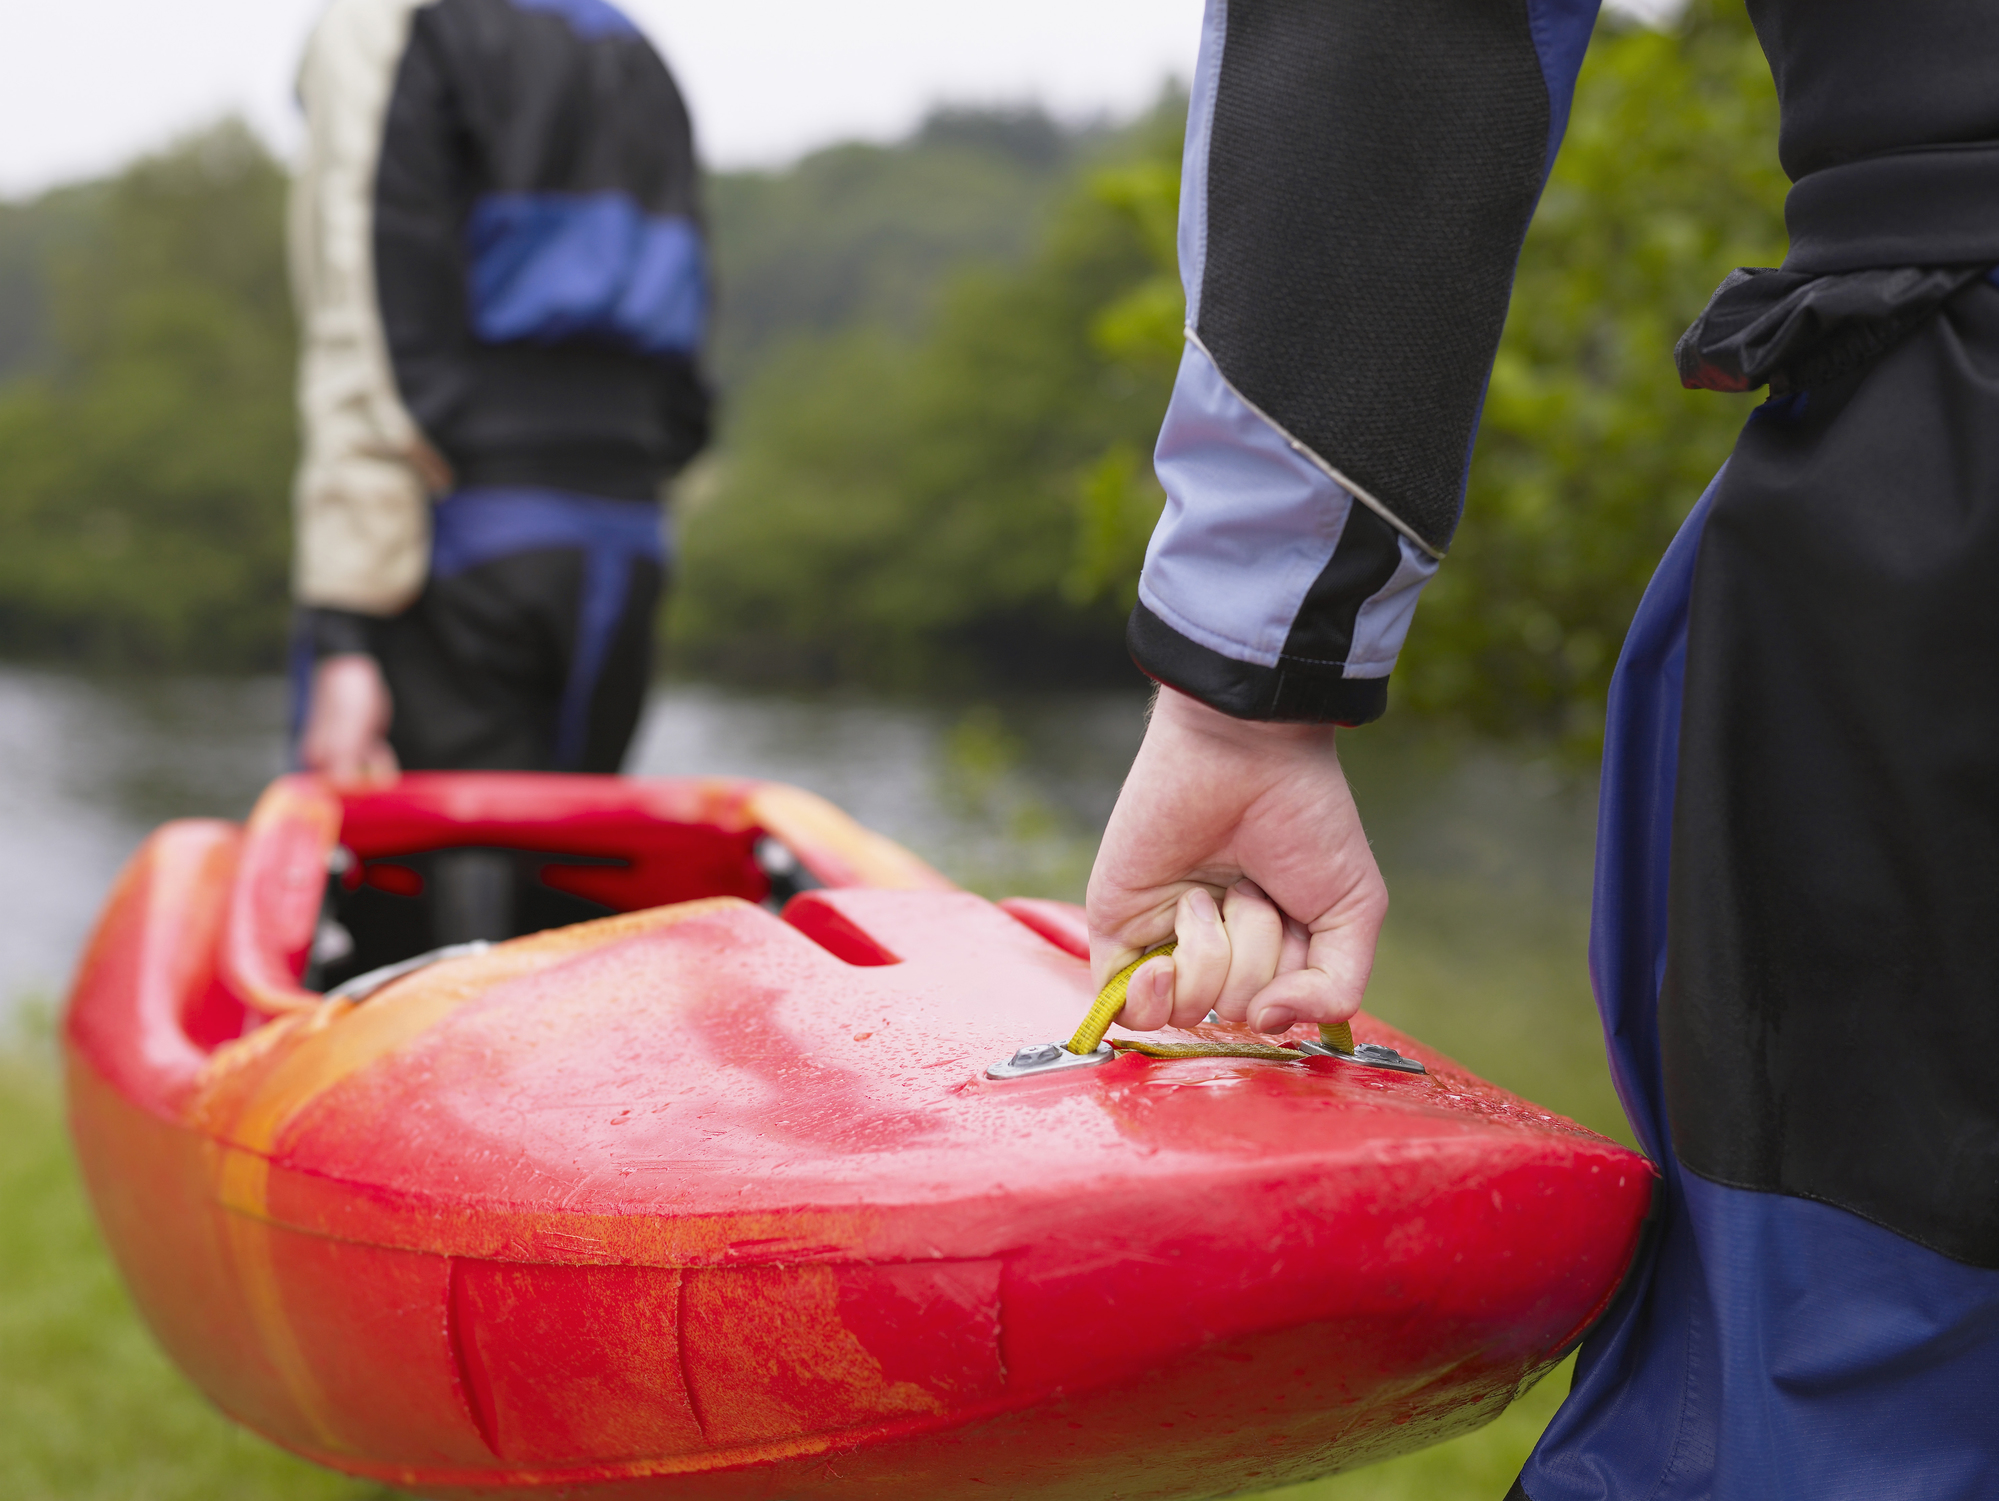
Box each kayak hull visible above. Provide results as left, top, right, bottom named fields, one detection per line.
left=65, top=774, right=1655, bottom=1500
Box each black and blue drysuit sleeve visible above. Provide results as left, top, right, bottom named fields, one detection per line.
left=1133, top=0, right=1602, bottom=725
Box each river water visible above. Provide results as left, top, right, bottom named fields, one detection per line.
left=0, top=665, right=1628, bottom=1142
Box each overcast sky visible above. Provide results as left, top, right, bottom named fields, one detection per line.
left=0, top=0, right=1679, bottom=199
left=0, top=0, right=1206, bottom=197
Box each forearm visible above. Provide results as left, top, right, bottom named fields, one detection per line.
left=298, top=650, right=399, bottom=787
left=293, top=608, right=398, bottom=785
left=292, top=450, right=431, bottom=615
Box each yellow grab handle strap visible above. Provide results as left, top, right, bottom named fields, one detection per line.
left=1066, top=943, right=1175, bottom=1054
left=1111, top=1039, right=1303, bottom=1061
left=1067, top=940, right=1357, bottom=1057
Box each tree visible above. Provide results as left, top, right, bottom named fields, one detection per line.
left=703, top=106, right=1086, bottom=386
left=0, top=120, right=297, bottom=666
left=674, top=100, right=1187, bottom=687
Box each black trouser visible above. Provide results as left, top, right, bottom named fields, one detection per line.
left=373, top=545, right=663, bottom=774
left=296, top=538, right=663, bottom=953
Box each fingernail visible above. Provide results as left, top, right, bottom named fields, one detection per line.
left=1187, top=888, right=1219, bottom=924
left=1251, top=1005, right=1295, bottom=1034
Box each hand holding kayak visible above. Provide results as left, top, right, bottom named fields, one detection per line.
left=1085, top=687, right=1386, bottom=1036
left=299, top=653, right=400, bottom=788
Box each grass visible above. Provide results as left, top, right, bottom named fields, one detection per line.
left=1252, top=1368, right=1565, bottom=1500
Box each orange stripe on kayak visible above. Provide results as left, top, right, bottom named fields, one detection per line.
left=228, top=777, right=346, bottom=1016
left=204, top=1141, right=344, bottom=1449
left=216, top=1168, right=886, bottom=1268
left=743, top=784, right=955, bottom=892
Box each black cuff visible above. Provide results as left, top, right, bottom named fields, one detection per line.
left=298, top=606, right=382, bottom=660
left=1127, top=602, right=1388, bottom=726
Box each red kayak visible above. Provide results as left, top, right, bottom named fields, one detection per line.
left=65, top=771, right=1654, bottom=1499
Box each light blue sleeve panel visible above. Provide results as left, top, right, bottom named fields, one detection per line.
left=1347, top=536, right=1443, bottom=679
left=1142, top=339, right=1356, bottom=672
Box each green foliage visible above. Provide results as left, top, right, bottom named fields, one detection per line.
left=1082, top=156, right=1183, bottom=374
left=0, top=121, right=297, bottom=667
left=1062, top=154, right=1183, bottom=613
left=1402, top=0, right=1785, bottom=747
left=0, top=182, right=103, bottom=381
left=675, top=102, right=1186, bottom=685
left=705, top=106, right=1085, bottom=384
left=1064, top=443, right=1160, bottom=611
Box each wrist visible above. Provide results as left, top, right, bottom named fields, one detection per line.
left=316, top=652, right=383, bottom=678
left=1152, top=686, right=1341, bottom=751
left=310, top=653, right=391, bottom=716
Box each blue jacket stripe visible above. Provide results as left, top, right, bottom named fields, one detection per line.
left=465, top=193, right=707, bottom=357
